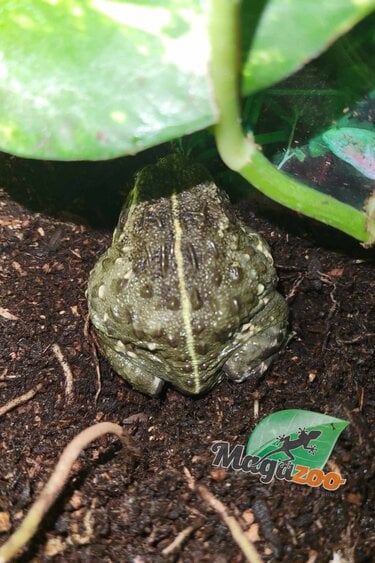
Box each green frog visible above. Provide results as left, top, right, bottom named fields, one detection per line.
left=87, top=154, right=288, bottom=396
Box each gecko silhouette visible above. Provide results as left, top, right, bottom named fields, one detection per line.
left=258, top=427, right=322, bottom=463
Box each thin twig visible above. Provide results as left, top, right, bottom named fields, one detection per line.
left=286, top=273, right=305, bottom=302
left=0, top=384, right=43, bottom=418
left=52, top=343, right=74, bottom=401
left=253, top=391, right=260, bottom=420
left=319, top=272, right=339, bottom=351
left=184, top=468, right=263, bottom=563
left=161, top=524, right=196, bottom=555
left=359, top=386, right=365, bottom=412
left=0, top=422, right=135, bottom=563
left=91, top=342, right=102, bottom=404
left=337, top=333, right=375, bottom=345
left=83, top=314, right=90, bottom=338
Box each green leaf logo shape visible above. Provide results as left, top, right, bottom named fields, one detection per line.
left=246, top=409, right=349, bottom=471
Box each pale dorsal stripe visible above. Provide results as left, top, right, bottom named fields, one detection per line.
left=171, top=193, right=200, bottom=391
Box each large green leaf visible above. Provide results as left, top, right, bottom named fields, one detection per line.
left=0, top=0, right=216, bottom=160
left=242, top=0, right=375, bottom=96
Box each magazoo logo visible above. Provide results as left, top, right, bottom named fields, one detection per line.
left=211, top=410, right=349, bottom=491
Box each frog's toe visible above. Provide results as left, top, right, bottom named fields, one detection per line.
left=110, top=351, right=165, bottom=396
left=223, top=291, right=289, bottom=385
left=223, top=350, right=279, bottom=384
left=119, top=363, right=165, bottom=396
left=97, top=333, right=165, bottom=396
left=223, top=322, right=288, bottom=383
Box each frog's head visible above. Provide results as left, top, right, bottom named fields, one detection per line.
left=133, top=153, right=212, bottom=201
left=113, top=153, right=214, bottom=245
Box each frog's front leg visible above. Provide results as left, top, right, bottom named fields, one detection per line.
left=223, top=291, right=288, bottom=384
left=97, top=331, right=165, bottom=396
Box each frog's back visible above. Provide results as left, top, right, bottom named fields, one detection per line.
left=88, top=155, right=285, bottom=395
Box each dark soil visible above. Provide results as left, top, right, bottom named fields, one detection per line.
left=0, top=169, right=374, bottom=562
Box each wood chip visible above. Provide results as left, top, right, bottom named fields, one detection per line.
left=0, top=217, right=22, bottom=227
left=345, top=492, right=362, bottom=506
left=246, top=523, right=260, bottom=543
left=0, top=512, right=11, bottom=533
left=44, top=537, right=66, bottom=557
left=70, top=305, right=79, bottom=317
left=308, top=371, right=317, bottom=382
left=326, top=268, right=344, bottom=277
left=12, top=261, right=26, bottom=276
left=242, top=510, right=255, bottom=526
left=0, top=308, right=18, bottom=321
left=210, top=468, right=228, bottom=481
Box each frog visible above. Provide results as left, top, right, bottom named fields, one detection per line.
left=87, top=154, right=289, bottom=396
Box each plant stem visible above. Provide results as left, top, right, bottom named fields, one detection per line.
left=208, top=0, right=371, bottom=244
left=208, top=0, right=254, bottom=170
left=239, top=149, right=369, bottom=241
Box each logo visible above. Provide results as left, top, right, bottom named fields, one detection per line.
left=211, top=409, right=349, bottom=490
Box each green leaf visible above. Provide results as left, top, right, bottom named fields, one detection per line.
left=246, top=409, right=349, bottom=470
left=242, top=0, right=375, bottom=96
left=0, top=0, right=216, bottom=160
left=322, top=127, right=375, bottom=179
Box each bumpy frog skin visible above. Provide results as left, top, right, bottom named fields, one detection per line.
left=87, top=155, right=288, bottom=396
